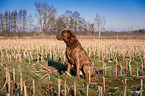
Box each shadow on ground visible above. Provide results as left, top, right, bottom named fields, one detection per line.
left=47, top=54, right=78, bottom=76
left=34, top=54, right=102, bottom=76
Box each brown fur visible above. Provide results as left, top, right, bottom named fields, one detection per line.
left=56, top=30, right=95, bottom=79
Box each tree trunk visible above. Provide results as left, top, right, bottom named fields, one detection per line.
left=98, top=29, right=101, bottom=37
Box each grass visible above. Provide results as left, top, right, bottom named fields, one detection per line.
left=0, top=39, right=145, bottom=95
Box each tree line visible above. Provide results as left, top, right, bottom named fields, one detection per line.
left=0, top=2, right=105, bottom=37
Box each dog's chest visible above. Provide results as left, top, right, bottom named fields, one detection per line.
left=66, top=48, right=76, bottom=64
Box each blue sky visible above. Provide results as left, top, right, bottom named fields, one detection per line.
left=0, top=0, right=145, bottom=31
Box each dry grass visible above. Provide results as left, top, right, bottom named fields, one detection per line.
left=0, top=38, right=145, bottom=95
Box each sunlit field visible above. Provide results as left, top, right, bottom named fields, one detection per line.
left=0, top=38, right=145, bottom=95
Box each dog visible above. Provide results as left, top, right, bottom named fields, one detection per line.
left=56, top=30, right=95, bottom=79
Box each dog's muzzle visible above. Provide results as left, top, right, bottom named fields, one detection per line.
left=56, top=34, right=63, bottom=40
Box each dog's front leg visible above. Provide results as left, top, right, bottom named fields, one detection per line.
left=67, top=62, right=71, bottom=73
left=76, top=59, right=80, bottom=78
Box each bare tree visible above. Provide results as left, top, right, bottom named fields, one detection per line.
left=35, top=2, right=43, bottom=34
left=0, top=10, right=28, bottom=37
left=4, top=11, right=9, bottom=31
left=62, top=10, right=73, bottom=30
left=23, top=10, right=27, bottom=32
left=35, top=2, right=56, bottom=35
left=78, top=18, right=84, bottom=34
left=9, top=11, right=16, bottom=36
left=61, top=10, right=87, bottom=35
left=95, top=14, right=106, bottom=37
left=54, top=17, right=66, bottom=35
left=88, top=23, right=95, bottom=35
left=17, top=9, right=27, bottom=37
left=19, top=10, right=23, bottom=30
left=13, top=11, right=17, bottom=35
left=0, top=13, right=4, bottom=32
left=77, top=17, right=88, bottom=35
left=8, top=11, right=12, bottom=31
left=3, top=11, right=11, bottom=37
left=1, top=11, right=17, bottom=36
left=27, top=14, right=34, bottom=32
left=73, top=11, right=80, bottom=34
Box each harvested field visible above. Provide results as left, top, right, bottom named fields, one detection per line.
left=0, top=39, right=145, bottom=95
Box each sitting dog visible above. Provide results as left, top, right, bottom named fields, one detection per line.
left=56, top=30, right=95, bottom=79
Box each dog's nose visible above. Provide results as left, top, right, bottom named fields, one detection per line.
left=56, top=35, right=59, bottom=39
left=56, top=34, right=62, bottom=40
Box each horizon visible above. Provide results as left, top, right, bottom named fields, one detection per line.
left=0, top=0, right=145, bottom=32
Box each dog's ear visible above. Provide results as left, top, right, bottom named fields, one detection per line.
left=68, top=30, right=78, bottom=45
left=66, top=30, right=76, bottom=39
left=69, top=30, right=76, bottom=38
left=62, top=30, right=78, bottom=47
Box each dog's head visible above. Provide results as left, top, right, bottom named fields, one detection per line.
left=56, top=30, right=78, bottom=47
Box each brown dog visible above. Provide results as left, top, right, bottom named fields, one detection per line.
left=56, top=30, right=95, bottom=79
